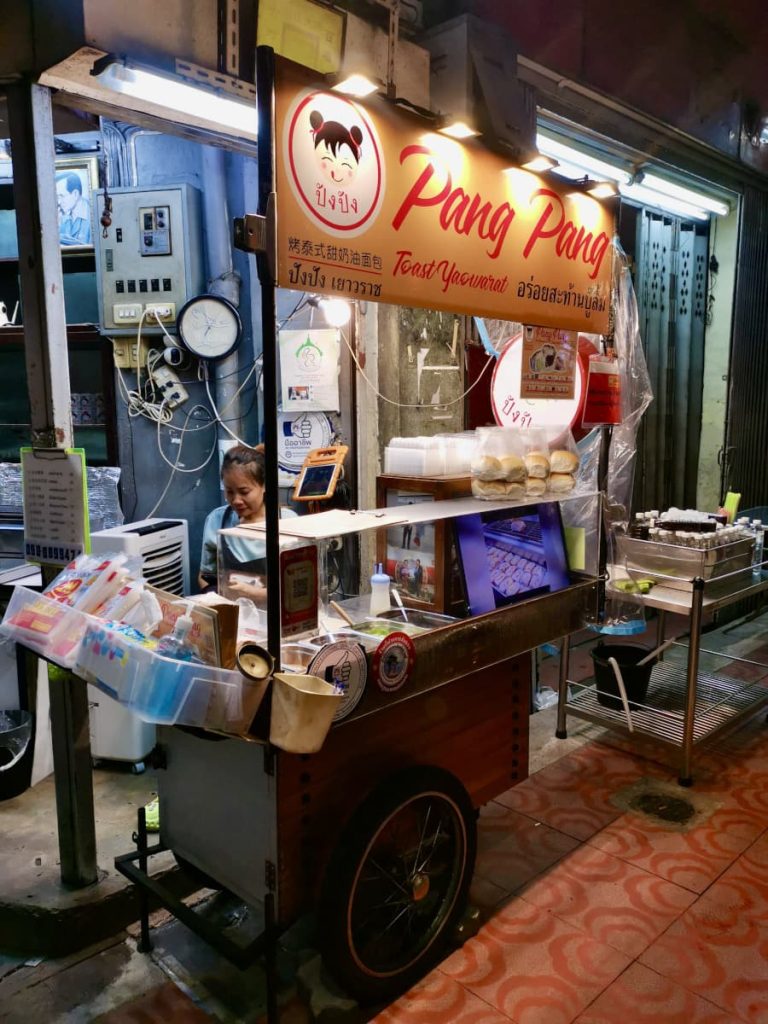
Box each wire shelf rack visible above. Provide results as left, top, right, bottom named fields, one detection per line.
left=566, top=662, right=768, bottom=747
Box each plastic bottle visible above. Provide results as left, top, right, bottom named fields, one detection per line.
left=752, top=520, right=764, bottom=579
left=369, top=563, right=391, bottom=616
left=156, top=606, right=202, bottom=662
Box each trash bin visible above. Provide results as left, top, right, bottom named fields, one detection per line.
left=591, top=644, right=655, bottom=711
left=0, top=709, right=34, bottom=800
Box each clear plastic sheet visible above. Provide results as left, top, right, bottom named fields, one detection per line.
left=589, top=246, right=653, bottom=635
left=0, top=463, right=124, bottom=533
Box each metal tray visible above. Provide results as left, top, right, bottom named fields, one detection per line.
left=618, top=535, right=754, bottom=590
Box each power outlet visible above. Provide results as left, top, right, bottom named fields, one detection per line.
left=145, top=302, right=176, bottom=323
left=113, top=339, right=138, bottom=369
left=152, top=365, right=189, bottom=410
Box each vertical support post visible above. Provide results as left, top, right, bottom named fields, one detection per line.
left=555, top=634, right=570, bottom=739
left=264, top=891, right=278, bottom=1024
left=47, top=668, right=97, bottom=886
left=679, top=577, right=704, bottom=786
left=254, top=46, right=281, bottom=668
left=7, top=82, right=96, bottom=887
left=136, top=807, right=152, bottom=953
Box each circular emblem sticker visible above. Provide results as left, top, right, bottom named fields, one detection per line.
left=373, top=632, right=416, bottom=694
left=277, top=411, right=333, bottom=472
left=283, top=89, right=385, bottom=237
left=308, top=641, right=368, bottom=722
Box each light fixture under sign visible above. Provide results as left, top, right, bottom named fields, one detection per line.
left=329, top=72, right=381, bottom=99
left=438, top=118, right=480, bottom=140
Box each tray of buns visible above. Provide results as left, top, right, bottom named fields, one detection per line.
left=470, top=426, right=580, bottom=501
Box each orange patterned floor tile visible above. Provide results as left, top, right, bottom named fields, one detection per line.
left=587, top=802, right=764, bottom=893
left=494, top=744, right=653, bottom=842
left=518, top=843, right=696, bottom=957
left=475, top=802, right=581, bottom=893
left=573, top=962, right=741, bottom=1023
left=439, top=897, right=630, bottom=1024
left=371, top=970, right=515, bottom=1023
left=639, top=912, right=768, bottom=1021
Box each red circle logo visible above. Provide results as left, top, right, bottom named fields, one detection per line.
left=373, top=632, right=416, bottom=693
left=284, top=90, right=385, bottom=237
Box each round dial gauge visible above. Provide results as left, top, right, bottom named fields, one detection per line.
left=176, top=294, right=242, bottom=361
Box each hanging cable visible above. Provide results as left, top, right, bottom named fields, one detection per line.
left=339, top=326, right=494, bottom=408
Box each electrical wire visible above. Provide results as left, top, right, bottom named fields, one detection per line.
left=339, top=326, right=495, bottom=408
left=145, top=403, right=219, bottom=520
left=203, top=368, right=257, bottom=447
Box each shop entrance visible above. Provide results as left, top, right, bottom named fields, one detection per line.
left=621, top=207, right=709, bottom=513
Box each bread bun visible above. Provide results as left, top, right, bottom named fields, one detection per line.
left=525, top=478, right=547, bottom=497
left=499, top=454, right=526, bottom=482
left=524, top=452, right=550, bottom=479
left=550, top=450, right=579, bottom=474
left=505, top=481, right=525, bottom=499
left=548, top=472, right=576, bottom=494
left=471, top=454, right=503, bottom=481
left=472, top=477, right=507, bottom=499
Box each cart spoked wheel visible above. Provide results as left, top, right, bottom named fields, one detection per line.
left=319, top=765, right=476, bottom=1005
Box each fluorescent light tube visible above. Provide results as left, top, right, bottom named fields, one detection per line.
left=620, top=183, right=710, bottom=220
left=536, top=134, right=631, bottom=184
left=640, top=173, right=729, bottom=216
left=95, top=62, right=257, bottom=139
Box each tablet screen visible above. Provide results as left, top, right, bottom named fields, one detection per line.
left=454, top=503, right=570, bottom=615
left=296, top=463, right=336, bottom=499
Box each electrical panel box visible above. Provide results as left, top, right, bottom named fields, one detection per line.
left=92, top=184, right=204, bottom=336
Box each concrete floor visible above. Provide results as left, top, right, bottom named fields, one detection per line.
left=1, top=609, right=765, bottom=1022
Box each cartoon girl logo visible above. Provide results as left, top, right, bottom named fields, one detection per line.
left=284, top=90, right=385, bottom=236
left=310, top=111, right=363, bottom=187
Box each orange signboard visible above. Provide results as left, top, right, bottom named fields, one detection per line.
left=275, top=60, right=614, bottom=332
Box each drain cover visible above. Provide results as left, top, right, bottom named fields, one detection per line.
left=629, top=791, right=696, bottom=824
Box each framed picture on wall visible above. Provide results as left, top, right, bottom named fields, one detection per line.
left=54, top=154, right=99, bottom=251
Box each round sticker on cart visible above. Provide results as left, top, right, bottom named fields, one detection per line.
left=373, top=632, right=416, bottom=693
left=308, top=641, right=367, bottom=722
left=277, top=411, right=333, bottom=472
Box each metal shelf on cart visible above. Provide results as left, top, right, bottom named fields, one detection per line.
left=609, top=566, right=768, bottom=615
left=565, top=660, right=768, bottom=749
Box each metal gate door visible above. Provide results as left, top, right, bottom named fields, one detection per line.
left=635, top=211, right=708, bottom=512
left=722, top=187, right=768, bottom=508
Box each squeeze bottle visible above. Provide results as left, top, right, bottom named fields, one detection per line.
left=369, top=563, right=391, bottom=616
left=156, top=606, right=201, bottom=662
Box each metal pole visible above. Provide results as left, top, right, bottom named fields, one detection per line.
left=679, top=577, right=704, bottom=786
left=254, top=46, right=281, bottom=667
left=555, top=634, right=570, bottom=739
left=7, top=81, right=97, bottom=887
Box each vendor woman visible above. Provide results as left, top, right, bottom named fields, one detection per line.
left=199, top=444, right=297, bottom=602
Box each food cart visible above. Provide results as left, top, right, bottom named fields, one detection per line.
left=2, top=46, right=619, bottom=1021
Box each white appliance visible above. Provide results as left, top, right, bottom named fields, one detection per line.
left=87, top=519, right=190, bottom=765
left=90, top=518, right=190, bottom=596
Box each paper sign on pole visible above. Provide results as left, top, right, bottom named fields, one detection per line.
left=21, top=447, right=89, bottom=566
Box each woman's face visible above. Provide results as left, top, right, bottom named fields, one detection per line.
left=316, top=141, right=358, bottom=185
left=222, top=466, right=265, bottom=523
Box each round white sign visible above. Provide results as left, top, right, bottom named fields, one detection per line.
left=277, top=411, right=333, bottom=472
left=491, top=334, right=588, bottom=438
left=308, top=641, right=368, bottom=722
left=283, top=89, right=386, bottom=238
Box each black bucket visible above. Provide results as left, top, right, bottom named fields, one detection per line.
left=591, top=644, right=655, bottom=710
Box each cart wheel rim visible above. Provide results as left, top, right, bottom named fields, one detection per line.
left=346, top=789, right=468, bottom=979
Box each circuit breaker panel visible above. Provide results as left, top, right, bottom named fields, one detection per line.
left=92, top=184, right=204, bottom=335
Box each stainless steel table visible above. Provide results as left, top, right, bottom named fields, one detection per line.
left=556, top=564, right=768, bottom=785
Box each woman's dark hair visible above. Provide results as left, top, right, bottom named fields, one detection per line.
left=221, top=444, right=265, bottom=486
left=309, top=110, right=363, bottom=163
